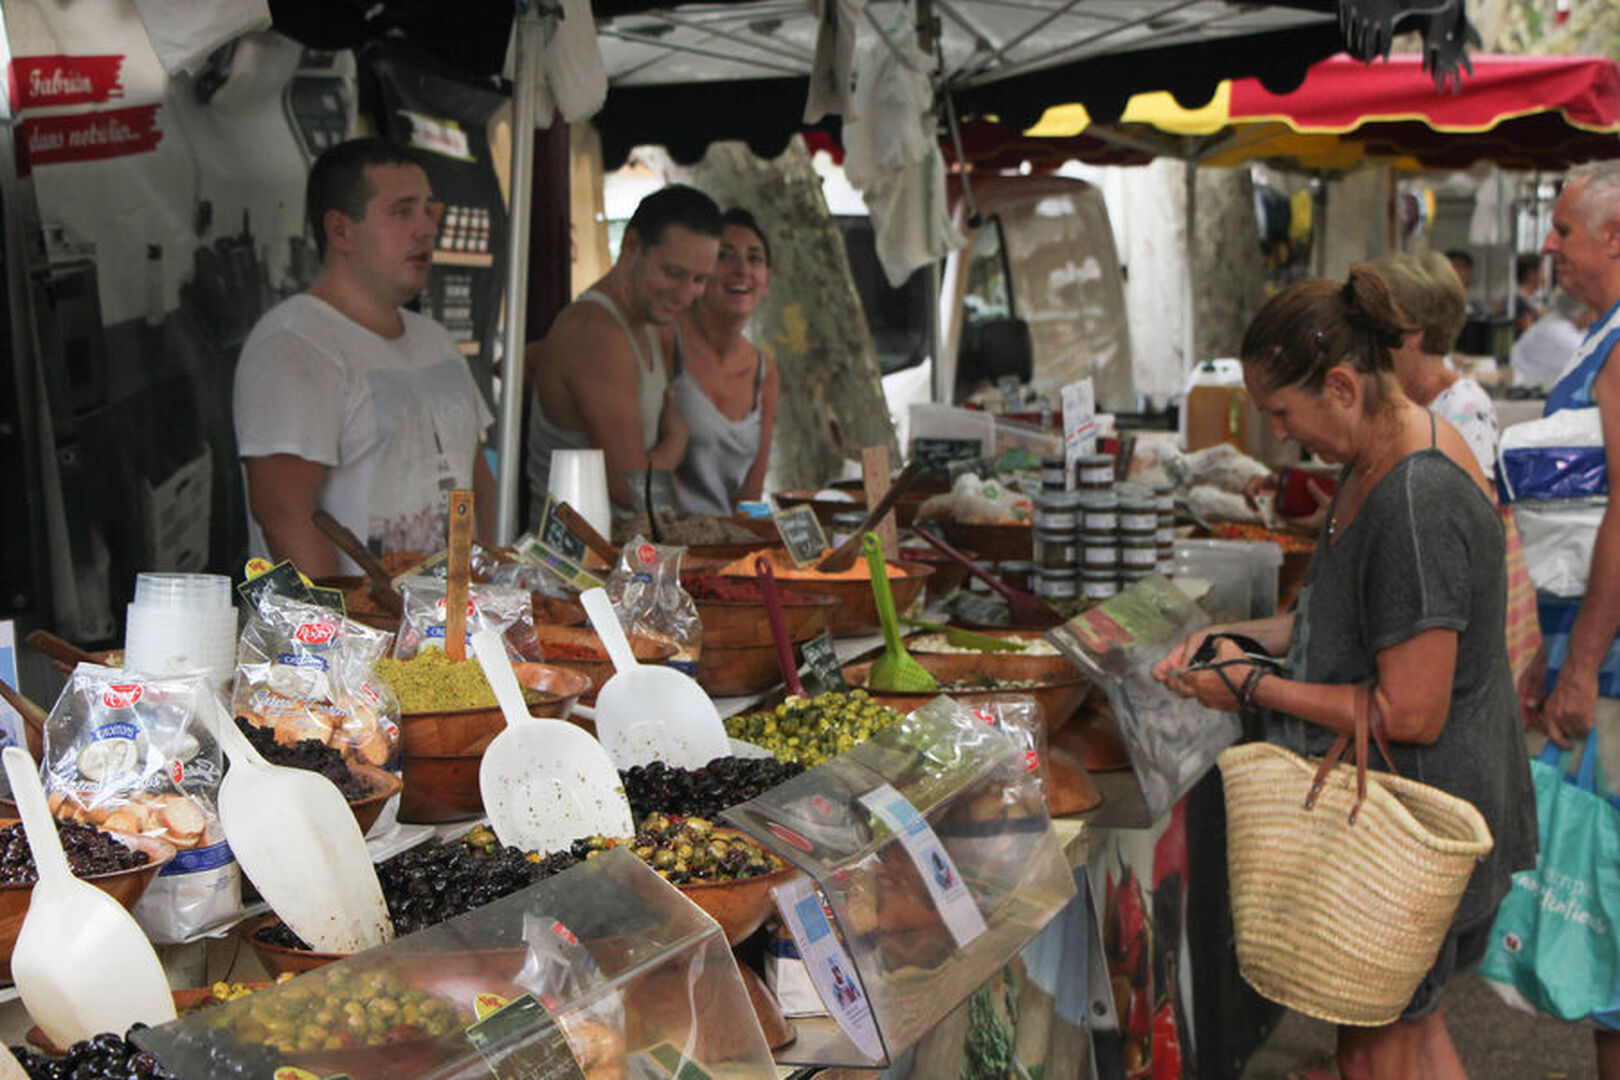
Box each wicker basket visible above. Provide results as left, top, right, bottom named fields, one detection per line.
left=1218, top=737, right=1494, bottom=1026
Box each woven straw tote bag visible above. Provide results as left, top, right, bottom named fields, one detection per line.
left=1217, top=686, right=1494, bottom=1026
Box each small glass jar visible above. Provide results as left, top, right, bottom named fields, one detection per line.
left=1153, top=483, right=1175, bottom=515
left=1156, top=524, right=1176, bottom=547
left=1034, top=566, right=1079, bottom=600
left=1032, top=490, right=1081, bottom=531
left=1078, top=490, right=1118, bottom=533
left=1081, top=568, right=1119, bottom=600
left=998, top=561, right=1035, bottom=593
left=1075, top=453, right=1117, bottom=490
left=1121, top=537, right=1159, bottom=568
left=829, top=510, right=866, bottom=548
left=1080, top=532, right=1118, bottom=568
left=1117, top=490, right=1158, bottom=537
left=1040, top=455, right=1070, bottom=492
left=1034, top=528, right=1077, bottom=570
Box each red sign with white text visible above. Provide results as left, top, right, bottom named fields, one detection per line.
left=20, top=105, right=163, bottom=167
left=10, top=55, right=126, bottom=110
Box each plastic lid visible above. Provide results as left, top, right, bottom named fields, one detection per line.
left=132, top=572, right=233, bottom=610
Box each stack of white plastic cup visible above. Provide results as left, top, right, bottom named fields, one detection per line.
left=123, top=573, right=238, bottom=688
left=548, top=448, right=611, bottom=539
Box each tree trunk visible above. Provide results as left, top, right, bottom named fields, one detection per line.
left=1192, top=167, right=1268, bottom=361
left=664, top=138, right=896, bottom=491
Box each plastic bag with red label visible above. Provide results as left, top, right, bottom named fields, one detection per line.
left=233, top=594, right=401, bottom=769
left=606, top=538, right=701, bottom=676
left=956, top=693, right=1047, bottom=799
left=392, top=577, right=542, bottom=661
left=38, top=664, right=242, bottom=943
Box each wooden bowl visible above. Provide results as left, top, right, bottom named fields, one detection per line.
left=242, top=912, right=346, bottom=977
left=346, top=764, right=404, bottom=835
left=676, top=861, right=800, bottom=947
left=396, top=663, right=588, bottom=824
left=531, top=625, right=678, bottom=706
left=720, top=559, right=933, bottom=638
left=697, top=644, right=790, bottom=697
left=841, top=650, right=1093, bottom=734
left=935, top=519, right=1033, bottom=562
left=690, top=584, right=838, bottom=648
left=775, top=483, right=940, bottom=529
left=898, top=545, right=977, bottom=601
left=312, top=576, right=400, bottom=633
left=0, top=824, right=176, bottom=982
left=532, top=591, right=587, bottom=627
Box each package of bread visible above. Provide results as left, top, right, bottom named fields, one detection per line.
left=37, top=663, right=242, bottom=943
left=233, top=593, right=401, bottom=769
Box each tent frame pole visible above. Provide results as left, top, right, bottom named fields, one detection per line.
left=496, top=6, right=541, bottom=543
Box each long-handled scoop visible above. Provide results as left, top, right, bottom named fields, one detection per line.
left=756, top=557, right=807, bottom=698
left=900, top=616, right=1029, bottom=653
left=862, top=534, right=939, bottom=693
left=2, top=747, right=175, bottom=1049
left=474, top=630, right=633, bottom=853
left=211, top=703, right=392, bottom=953
left=913, top=526, right=1064, bottom=629
left=581, top=588, right=731, bottom=769
left=311, top=510, right=404, bottom=617
left=815, top=460, right=927, bottom=573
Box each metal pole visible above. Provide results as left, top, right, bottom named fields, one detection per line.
left=1183, top=158, right=1197, bottom=372
left=495, top=4, right=541, bottom=543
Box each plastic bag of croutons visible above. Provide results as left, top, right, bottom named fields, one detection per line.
left=39, top=664, right=242, bottom=943
left=233, top=594, right=401, bottom=769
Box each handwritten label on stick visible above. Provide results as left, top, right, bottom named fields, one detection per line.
left=774, top=506, right=829, bottom=567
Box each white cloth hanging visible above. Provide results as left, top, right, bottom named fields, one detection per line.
left=841, top=30, right=963, bottom=287
left=504, top=0, right=608, bottom=128
left=802, top=0, right=864, bottom=123
left=129, top=0, right=270, bottom=76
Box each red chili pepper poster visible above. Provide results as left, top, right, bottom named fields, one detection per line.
left=10, top=54, right=126, bottom=109
left=18, top=104, right=163, bottom=167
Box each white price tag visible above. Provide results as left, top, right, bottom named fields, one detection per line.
left=772, top=875, right=883, bottom=1061
left=858, top=783, right=987, bottom=947
left=1062, top=377, right=1098, bottom=479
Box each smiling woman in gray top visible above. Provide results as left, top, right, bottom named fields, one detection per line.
left=1153, top=267, right=1535, bottom=1080
left=672, top=208, right=780, bottom=516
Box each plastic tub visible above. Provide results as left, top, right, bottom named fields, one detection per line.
left=1171, top=538, right=1284, bottom=621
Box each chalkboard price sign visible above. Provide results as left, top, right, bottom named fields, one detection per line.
left=774, top=505, right=829, bottom=567
left=911, top=437, right=982, bottom=474
left=537, top=495, right=588, bottom=564
left=798, top=631, right=849, bottom=696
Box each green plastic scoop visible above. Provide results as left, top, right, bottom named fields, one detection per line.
left=863, top=533, right=939, bottom=693
left=900, top=617, right=1029, bottom=653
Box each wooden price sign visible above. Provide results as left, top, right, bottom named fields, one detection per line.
left=798, top=631, right=849, bottom=696
left=774, top=505, right=830, bottom=567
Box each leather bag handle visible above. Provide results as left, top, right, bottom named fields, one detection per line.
left=1304, top=684, right=1399, bottom=824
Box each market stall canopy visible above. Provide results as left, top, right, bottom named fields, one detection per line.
left=962, top=52, right=1620, bottom=172
left=588, top=0, right=1469, bottom=168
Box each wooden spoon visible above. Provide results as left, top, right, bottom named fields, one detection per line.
left=553, top=500, right=619, bottom=564
left=311, top=510, right=404, bottom=617
left=445, top=489, right=474, bottom=662
left=23, top=630, right=100, bottom=670
left=815, top=460, right=927, bottom=574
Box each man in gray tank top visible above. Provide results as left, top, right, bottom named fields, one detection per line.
left=525, top=186, right=722, bottom=523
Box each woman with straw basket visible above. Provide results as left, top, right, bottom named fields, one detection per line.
left=1153, top=267, right=1536, bottom=1080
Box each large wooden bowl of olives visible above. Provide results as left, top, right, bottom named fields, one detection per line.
left=0, top=818, right=175, bottom=981
left=677, top=860, right=801, bottom=946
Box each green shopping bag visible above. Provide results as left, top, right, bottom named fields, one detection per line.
left=1479, top=735, right=1620, bottom=1020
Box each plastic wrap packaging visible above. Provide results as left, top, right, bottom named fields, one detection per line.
left=233, top=594, right=401, bottom=769
left=916, top=473, right=1033, bottom=525
left=393, top=576, right=542, bottom=661
left=40, top=665, right=241, bottom=943
left=133, top=847, right=775, bottom=1079
left=606, top=538, right=701, bottom=677
left=955, top=693, right=1047, bottom=800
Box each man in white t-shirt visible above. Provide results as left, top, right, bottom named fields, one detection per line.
left=234, top=139, right=495, bottom=575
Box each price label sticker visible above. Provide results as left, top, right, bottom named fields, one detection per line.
left=911, top=437, right=982, bottom=474
left=773, top=874, right=883, bottom=1061
left=858, top=783, right=987, bottom=947
left=463, top=993, right=586, bottom=1080
left=536, top=495, right=589, bottom=566
left=512, top=537, right=604, bottom=592
left=237, top=560, right=314, bottom=613
left=797, top=631, right=848, bottom=696
left=774, top=505, right=830, bottom=567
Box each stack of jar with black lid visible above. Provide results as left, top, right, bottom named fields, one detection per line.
left=1031, top=456, right=1079, bottom=603
left=1154, top=484, right=1176, bottom=572
left=1074, top=452, right=1118, bottom=601
left=1117, top=485, right=1159, bottom=586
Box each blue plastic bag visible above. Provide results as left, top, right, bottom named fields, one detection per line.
left=1479, top=736, right=1620, bottom=1021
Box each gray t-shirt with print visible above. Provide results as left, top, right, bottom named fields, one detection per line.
left=1270, top=448, right=1537, bottom=929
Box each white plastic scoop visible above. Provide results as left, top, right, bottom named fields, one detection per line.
left=2, top=746, right=175, bottom=1050
left=580, top=588, right=731, bottom=769
left=211, top=702, right=392, bottom=954
left=473, top=630, right=633, bottom=853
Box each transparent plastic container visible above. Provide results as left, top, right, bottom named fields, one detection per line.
left=1171, top=538, right=1284, bottom=620
left=132, top=572, right=233, bottom=610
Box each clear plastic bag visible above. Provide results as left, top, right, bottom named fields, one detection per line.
left=41, top=665, right=242, bottom=943
left=393, top=576, right=542, bottom=661
left=233, top=594, right=401, bottom=768
left=606, top=538, right=701, bottom=676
